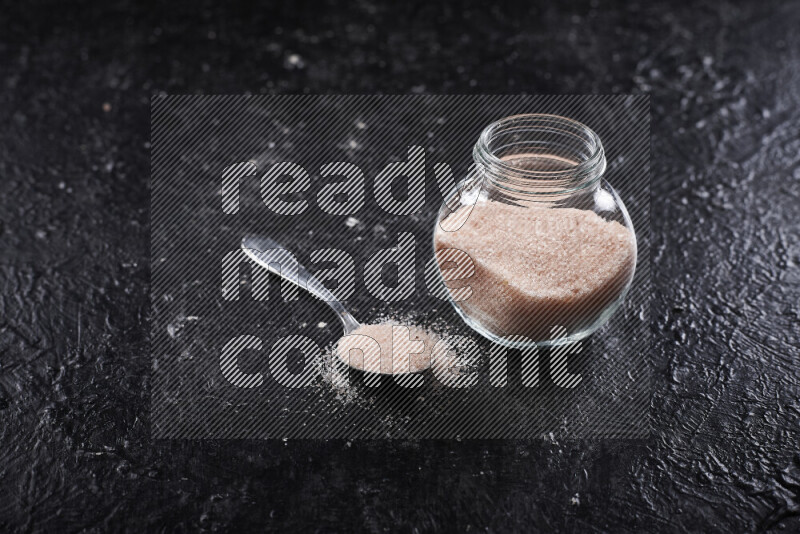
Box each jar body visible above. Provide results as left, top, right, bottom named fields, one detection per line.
left=432, top=115, right=637, bottom=347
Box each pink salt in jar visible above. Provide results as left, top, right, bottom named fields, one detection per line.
left=433, top=114, right=637, bottom=348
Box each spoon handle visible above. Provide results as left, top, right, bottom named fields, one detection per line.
left=241, top=235, right=360, bottom=333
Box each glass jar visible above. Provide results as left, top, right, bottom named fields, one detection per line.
left=433, top=114, right=637, bottom=347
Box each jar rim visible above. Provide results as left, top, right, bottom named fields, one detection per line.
left=473, top=113, right=606, bottom=195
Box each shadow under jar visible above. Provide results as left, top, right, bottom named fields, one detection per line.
left=433, top=114, right=637, bottom=348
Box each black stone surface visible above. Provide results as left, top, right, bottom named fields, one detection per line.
left=1, top=1, right=799, bottom=532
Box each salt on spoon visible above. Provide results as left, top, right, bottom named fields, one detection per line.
left=335, top=321, right=440, bottom=375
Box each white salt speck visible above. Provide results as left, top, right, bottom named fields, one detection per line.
left=571, top=494, right=581, bottom=506
left=348, top=139, right=359, bottom=149
left=58, top=181, right=66, bottom=190
left=167, top=315, right=199, bottom=338
left=345, top=216, right=359, bottom=228
left=285, top=53, right=305, bottom=69
left=35, top=230, right=46, bottom=239
left=317, top=322, right=327, bottom=328
left=594, top=190, right=616, bottom=212
left=355, top=120, right=367, bottom=129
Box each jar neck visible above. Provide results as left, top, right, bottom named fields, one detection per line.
left=472, top=114, right=606, bottom=200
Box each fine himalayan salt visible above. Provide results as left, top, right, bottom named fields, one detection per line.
left=336, top=322, right=440, bottom=375
left=434, top=201, right=636, bottom=340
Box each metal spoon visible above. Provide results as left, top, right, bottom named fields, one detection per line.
left=241, top=235, right=361, bottom=334
left=241, top=235, right=438, bottom=377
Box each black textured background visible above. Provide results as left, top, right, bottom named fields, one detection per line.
left=1, top=1, right=799, bottom=532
